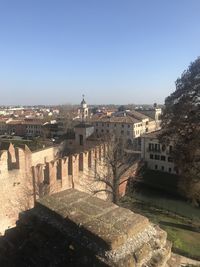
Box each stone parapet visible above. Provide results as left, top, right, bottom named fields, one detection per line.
left=0, top=189, right=171, bottom=267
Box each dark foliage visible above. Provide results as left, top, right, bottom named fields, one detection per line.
left=160, top=57, right=200, bottom=206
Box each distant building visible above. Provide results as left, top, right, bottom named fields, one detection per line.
left=141, top=130, right=177, bottom=174
left=138, top=107, right=162, bottom=130
left=24, top=119, right=43, bottom=138
left=91, top=109, right=161, bottom=146
left=0, top=119, right=8, bottom=135
left=74, top=123, right=94, bottom=146
left=0, top=119, right=44, bottom=138
left=78, top=95, right=89, bottom=121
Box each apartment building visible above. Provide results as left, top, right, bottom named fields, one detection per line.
left=141, top=130, right=177, bottom=174
left=24, top=120, right=43, bottom=138
left=92, top=110, right=160, bottom=145
left=0, top=119, right=8, bottom=135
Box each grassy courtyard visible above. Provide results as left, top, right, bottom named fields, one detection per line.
left=120, top=196, right=200, bottom=260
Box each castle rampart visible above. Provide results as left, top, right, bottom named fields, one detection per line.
left=0, top=142, right=138, bottom=234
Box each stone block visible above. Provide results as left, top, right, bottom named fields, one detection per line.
left=82, top=218, right=126, bottom=250
left=98, top=207, right=149, bottom=239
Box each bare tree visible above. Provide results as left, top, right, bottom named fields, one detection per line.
left=59, top=105, right=77, bottom=133
left=86, top=136, right=141, bottom=204
left=14, top=172, right=56, bottom=212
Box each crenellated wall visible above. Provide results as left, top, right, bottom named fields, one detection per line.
left=0, top=144, right=58, bottom=234
left=31, top=144, right=109, bottom=199
left=0, top=142, right=138, bottom=234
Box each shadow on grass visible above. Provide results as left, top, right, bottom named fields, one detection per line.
left=159, top=221, right=200, bottom=233
left=130, top=201, right=170, bottom=217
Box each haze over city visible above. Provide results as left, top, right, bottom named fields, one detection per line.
left=1, top=0, right=200, bottom=105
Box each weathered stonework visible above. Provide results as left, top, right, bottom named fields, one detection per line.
left=0, top=189, right=171, bottom=267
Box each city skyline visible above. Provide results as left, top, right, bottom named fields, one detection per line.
left=0, top=0, right=200, bottom=105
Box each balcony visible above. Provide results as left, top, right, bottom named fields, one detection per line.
left=147, top=148, right=161, bottom=153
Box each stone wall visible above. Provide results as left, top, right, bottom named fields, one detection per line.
left=0, top=144, right=58, bottom=234
left=0, top=189, right=172, bottom=267
left=0, top=142, right=138, bottom=234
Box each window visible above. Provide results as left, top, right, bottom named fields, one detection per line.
left=149, top=143, right=154, bottom=151
left=101, top=129, right=104, bottom=133
left=155, top=165, right=158, bottom=170
left=96, top=129, right=98, bottom=133
left=114, top=124, right=116, bottom=127
left=162, top=145, right=166, bottom=151
left=122, top=124, right=124, bottom=128
left=121, top=130, right=124, bottom=134
left=106, top=130, right=109, bottom=133
left=161, top=166, right=165, bottom=171
left=168, top=157, right=173, bottom=162
left=161, top=156, right=166, bottom=161
left=102, top=123, right=104, bottom=127
left=127, top=131, right=130, bottom=136
left=79, top=135, right=83, bottom=146
left=146, top=121, right=149, bottom=125
left=96, top=123, right=98, bottom=126
left=155, top=144, right=160, bottom=152
left=150, top=154, right=154, bottom=159
left=155, top=154, right=160, bottom=160
left=107, top=124, right=109, bottom=127
left=169, top=168, right=172, bottom=173
left=128, top=125, right=130, bottom=128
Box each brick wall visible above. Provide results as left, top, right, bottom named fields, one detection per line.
left=0, top=142, right=139, bottom=234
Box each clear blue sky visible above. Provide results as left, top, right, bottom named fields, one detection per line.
left=0, top=0, right=200, bottom=105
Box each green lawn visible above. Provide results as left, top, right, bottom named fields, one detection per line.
left=142, top=169, right=179, bottom=195
left=131, top=191, right=200, bottom=221
left=120, top=196, right=200, bottom=260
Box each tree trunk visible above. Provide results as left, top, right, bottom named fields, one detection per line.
left=112, top=181, right=120, bottom=205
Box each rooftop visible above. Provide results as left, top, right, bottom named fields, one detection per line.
left=92, top=115, right=140, bottom=124
left=142, top=129, right=163, bottom=139
left=91, top=110, right=152, bottom=124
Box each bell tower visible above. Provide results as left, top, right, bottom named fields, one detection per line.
left=80, top=94, right=89, bottom=121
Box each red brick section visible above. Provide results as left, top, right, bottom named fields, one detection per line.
left=119, top=161, right=142, bottom=197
